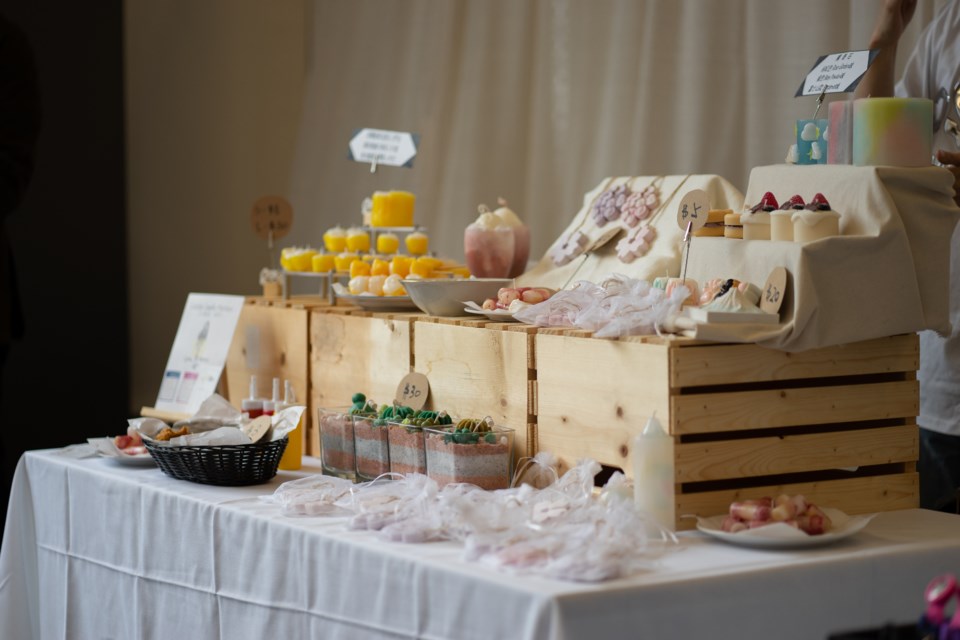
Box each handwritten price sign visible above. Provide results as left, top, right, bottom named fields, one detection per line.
left=251, top=196, right=293, bottom=241
left=677, top=189, right=710, bottom=232
left=761, top=266, right=788, bottom=315
left=395, top=372, right=430, bottom=410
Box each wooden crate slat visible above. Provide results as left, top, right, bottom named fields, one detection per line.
left=310, top=310, right=413, bottom=411
left=670, top=334, right=918, bottom=388
left=671, top=379, right=918, bottom=435
left=414, top=322, right=533, bottom=456
left=675, top=424, right=918, bottom=482
left=674, top=473, right=919, bottom=529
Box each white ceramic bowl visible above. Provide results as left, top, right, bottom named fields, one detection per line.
left=402, top=278, right=512, bottom=316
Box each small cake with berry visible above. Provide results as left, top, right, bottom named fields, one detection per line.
left=792, top=193, right=841, bottom=243
left=741, top=192, right=778, bottom=241
left=771, top=194, right=805, bottom=242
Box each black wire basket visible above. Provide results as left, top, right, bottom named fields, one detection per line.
left=144, top=437, right=288, bottom=486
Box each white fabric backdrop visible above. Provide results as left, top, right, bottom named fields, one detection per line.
left=287, top=0, right=945, bottom=263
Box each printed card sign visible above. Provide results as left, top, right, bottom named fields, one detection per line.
left=155, top=293, right=246, bottom=415
left=348, top=128, right=420, bottom=168
left=796, top=49, right=878, bottom=97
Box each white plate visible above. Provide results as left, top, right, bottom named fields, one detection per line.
left=694, top=507, right=875, bottom=549
left=87, top=437, right=156, bottom=466
left=463, top=307, right=517, bottom=322
left=336, top=294, right=419, bottom=311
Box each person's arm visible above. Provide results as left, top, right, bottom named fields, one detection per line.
left=855, top=0, right=918, bottom=98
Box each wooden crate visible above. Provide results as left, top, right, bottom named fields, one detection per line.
left=309, top=308, right=420, bottom=456
left=413, top=318, right=537, bottom=458
left=535, top=332, right=920, bottom=529
left=225, top=297, right=324, bottom=455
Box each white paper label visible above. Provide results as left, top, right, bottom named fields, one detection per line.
left=796, top=50, right=878, bottom=97
left=155, top=293, right=245, bottom=415
left=348, top=128, right=419, bottom=168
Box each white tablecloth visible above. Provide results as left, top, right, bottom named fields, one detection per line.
left=3, top=450, right=960, bottom=640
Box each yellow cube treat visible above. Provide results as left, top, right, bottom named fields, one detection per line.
left=323, top=226, right=346, bottom=253
left=390, top=255, right=411, bottom=277
left=405, top=231, right=429, bottom=255
left=345, top=227, right=370, bottom=253
left=371, top=258, right=390, bottom=276
left=409, top=257, right=435, bottom=278
left=449, top=266, right=471, bottom=278
left=311, top=253, right=335, bottom=272
left=334, top=252, right=358, bottom=272
left=376, top=232, right=400, bottom=254
left=349, top=260, right=371, bottom=278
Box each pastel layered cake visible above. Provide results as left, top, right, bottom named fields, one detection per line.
left=853, top=97, right=933, bottom=167
left=792, top=193, right=841, bottom=243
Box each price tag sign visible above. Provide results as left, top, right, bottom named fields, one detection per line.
left=677, top=190, right=710, bottom=232
left=795, top=49, right=878, bottom=97
left=761, top=266, right=788, bottom=315
left=242, top=415, right=273, bottom=443
left=396, top=372, right=429, bottom=410
left=348, top=128, right=420, bottom=168
left=251, top=196, right=293, bottom=241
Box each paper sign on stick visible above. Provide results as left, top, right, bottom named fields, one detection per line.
left=155, top=293, right=245, bottom=415
left=795, top=50, right=878, bottom=97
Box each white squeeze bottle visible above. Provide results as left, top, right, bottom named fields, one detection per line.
left=633, top=412, right=676, bottom=532
left=263, top=377, right=281, bottom=416
left=242, top=375, right=263, bottom=418
left=277, top=380, right=303, bottom=471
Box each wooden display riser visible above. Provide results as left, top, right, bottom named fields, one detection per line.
left=535, top=331, right=920, bottom=530
left=224, top=296, right=331, bottom=457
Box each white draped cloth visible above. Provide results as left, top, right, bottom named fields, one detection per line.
left=4, top=450, right=960, bottom=639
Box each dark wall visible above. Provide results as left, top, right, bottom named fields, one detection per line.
left=0, top=1, right=127, bottom=541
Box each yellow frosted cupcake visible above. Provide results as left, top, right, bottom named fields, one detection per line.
left=405, top=231, right=429, bottom=255
left=376, top=232, right=400, bottom=255
left=311, top=253, right=335, bottom=272
left=323, top=226, right=346, bottom=253
left=345, top=227, right=370, bottom=253
left=334, top=252, right=358, bottom=272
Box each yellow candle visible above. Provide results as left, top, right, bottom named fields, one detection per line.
left=311, top=253, right=335, bottom=272
left=345, top=228, right=370, bottom=253
left=389, top=191, right=415, bottom=226
left=334, top=252, right=357, bottom=272
left=323, top=226, right=346, bottom=253
left=371, top=190, right=416, bottom=227
left=376, top=232, right=400, bottom=254
left=405, top=231, right=429, bottom=255
left=370, top=191, right=390, bottom=227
